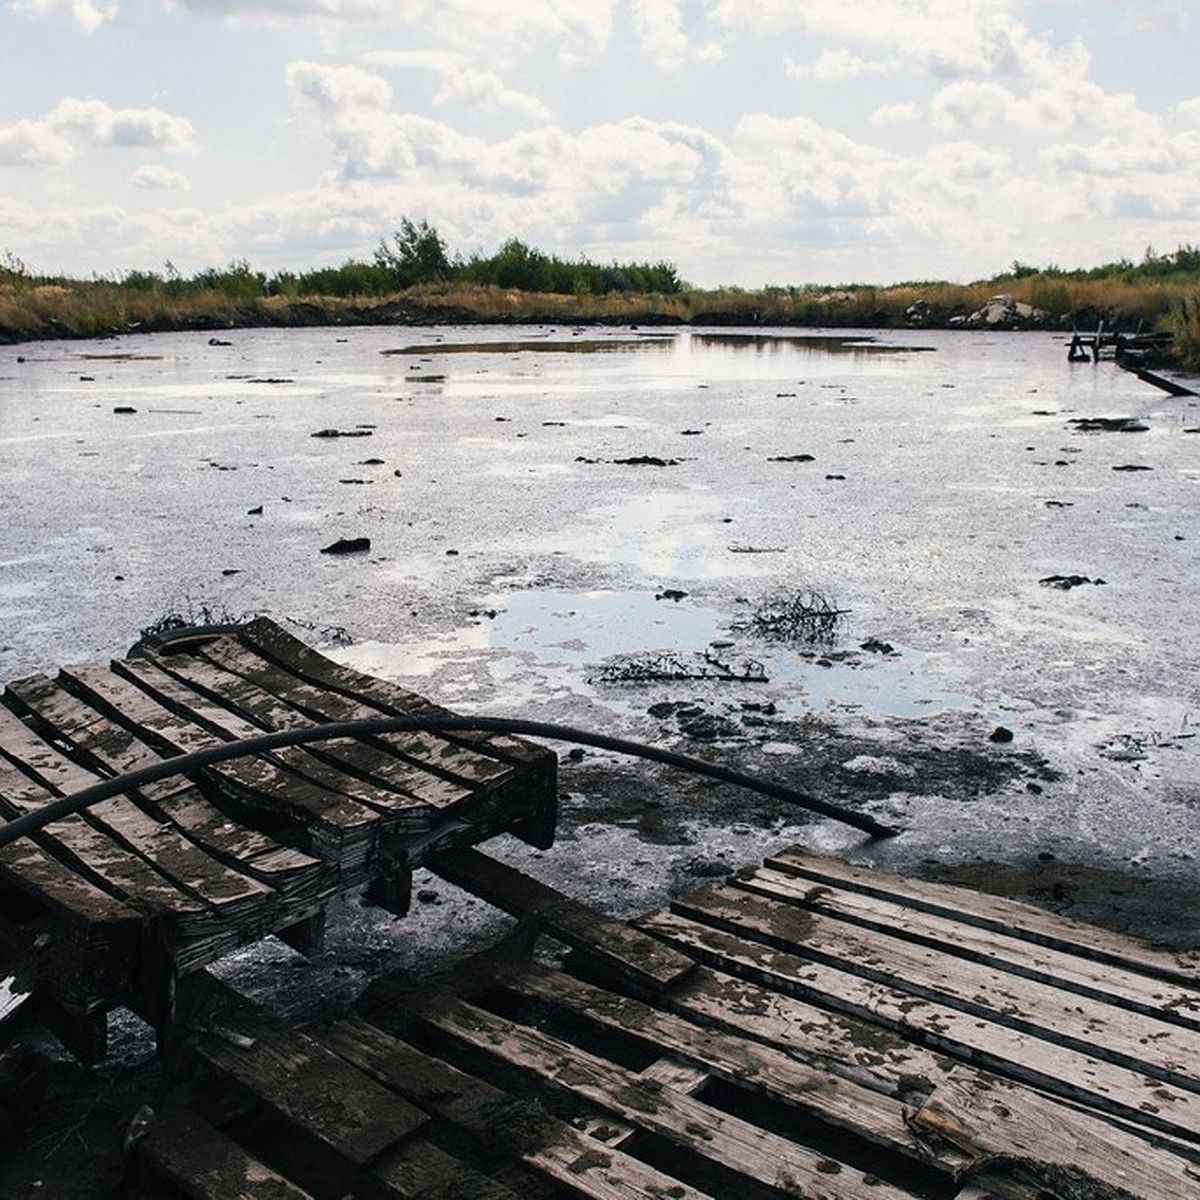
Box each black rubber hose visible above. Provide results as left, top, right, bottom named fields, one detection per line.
left=0, top=714, right=900, bottom=850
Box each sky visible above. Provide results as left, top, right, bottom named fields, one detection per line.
left=1, top=1, right=1198, bottom=288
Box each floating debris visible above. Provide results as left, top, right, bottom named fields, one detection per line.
left=593, top=650, right=767, bottom=684
left=745, top=590, right=849, bottom=645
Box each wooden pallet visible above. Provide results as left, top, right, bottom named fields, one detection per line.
left=0, top=618, right=557, bottom=1059
left=133, top=845, right=1200, bottom=1199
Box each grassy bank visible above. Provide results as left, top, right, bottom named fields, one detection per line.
left=3, top=240, right=1200, bottom=370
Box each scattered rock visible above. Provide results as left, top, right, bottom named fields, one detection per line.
left=1112, top=464, right=1151, bottom=472
left=1068, top=417, right=1149, bottom=433
left=1044, top=500, right=1073, bottom=508
left=320, top=537, right=371, bottom=555
left=1039, top=574, right=1105, bottom=590
left=860, top=638, right=896, bottom=655
left=989, top=726, right=1015, bottom=744
left=311, top=428, right=372, bottom=438
left=768, top=453, right=815, bottom=463
left=359, top=457, right=385, bottom=465
left=680, top=429, right=704, bottom=436
left=247, top=504, right=263, bottom=515
left=825, top=474, right=846, bottom=481
left=221, top=568, right=241, bottom=577
left=956, top=293, right=1048, bottom=328
left=655, top=589, right=688, bottom=602
left=208, top=337, right=232, bottom=346
left=416, top=889, right=441, bottom=905
left=113, top=405, right=137, bottom=414
left=613, top=455, right=679, bottom=467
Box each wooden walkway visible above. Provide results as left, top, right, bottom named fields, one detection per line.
left=131, top=844, right=1200, bottom=1199
left=0, top=618, right=556, bottom=1060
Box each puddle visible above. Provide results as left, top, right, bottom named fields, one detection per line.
left=335, top=587, right=968, bottom=720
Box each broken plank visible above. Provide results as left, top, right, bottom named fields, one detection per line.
left=739, top=863, right=1200, bottom=1029
left=766, top=845, right=1200, bottom=988
left=429, top=846, right=694, bottom=992
left=638, top=907, right=1200, bottom=1146
left=647, top=955, right=1200, bottom=1199
left=322, top=1013, right=717, bottom=1200
left=671, top=881, right=1200, bottom=1095
left=413, top=994, right=920, bottom=1200
left=136, top=1104, right=315, bottom=1200
left=373, top=1137, right=521, bottom=1200
left=509, top=961, right=972, bottom=1174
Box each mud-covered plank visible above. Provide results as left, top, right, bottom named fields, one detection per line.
left=670, top=881, right=1200, bottom=1095
left=59, top=663, right=398, bottom=836
left=429, top=847, right=694, bottom=991
left=0, top=714, right=206, bottom=927
left=14, top=668, right=378, bottom=868
left=1, top=683, right=273, bottom=917
left=413, top=994, right=920, bottom=1200
left=192, top=978, right=428, bottom=1168
left=509, top=962, right=967, bottom=1172
left=323, top=1014, right=717, bottom=1200
left=638, top=907, right=1200, bottom=1145
left=640, top=954, right=1200, bottom=1199
left=136, top=1105, right=314, bottom=1199
left=1, top=838, right=141, bottom=1006
left=195, top=636, right=517, bottom=795
left=374, top=1138, right=520, bottom=1200
left=127, top=651, right=475, bottom=811
left=239, top=617, right=557, bottom=780
left=741, top=863, right=1200, bottom=1028
left=767, top=845, right=1200, bottom=987
left=116, top=656, right=459, bottom=819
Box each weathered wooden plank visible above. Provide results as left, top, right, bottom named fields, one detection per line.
left=14, top=668, right=378, bottom=870
left=638, top=907, right=1200, bottom=1146
left=239, top=617, right=557, bottom=780
left=195, top=635, right=517, bottom=795
left=739, top=864, right=1200, bottom=1031
left=429, top=846, right=695, bottom=991
left=59, top=663, right=396, bottom=837
left=508, top=961, right=975, bottom=1174
left=672, top=881, right=1200, bottom=1095
left=1, top=683, right=274, bottom=916
left=642, top=954, right=1200, bottom=1198
left=765, top=845, right=1200, bottom=991
left=0, top=713, right=207, bottom=927
left=117, top=655, right=464, bottom=817
left=322, top=1013, right=717, bottom=1200
left=0, top=838, right=141, bottom=1007
left=191, top=978, right=428, bottom=1169
left=413, top=994, right=920, bottom=1200
left=136, top=1105, right=314, bottom=1200
left=373, top=1137, right=520, bottom=1200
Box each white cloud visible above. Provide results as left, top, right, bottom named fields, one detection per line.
left=629, top=0, right=723, bottom=69
left=0, top=119, right=76, bottom=167
left=131, top=163, right=190, bottom=189
left=786, top=47, right=891, bottom=81
left=432, top=70, right=550, bottom=121
left=11, top=0, right=116, bottom=34
left=870, top=101, right=919, bottom=126
left=50, top=98, right=199, bottom=152
left=1122, top=2, right=1188, bottom=34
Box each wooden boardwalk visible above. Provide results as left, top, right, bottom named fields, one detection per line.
left=0, top=618, right=556, bottom=1060
left=131, top=845, right=1200, bottom=1199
